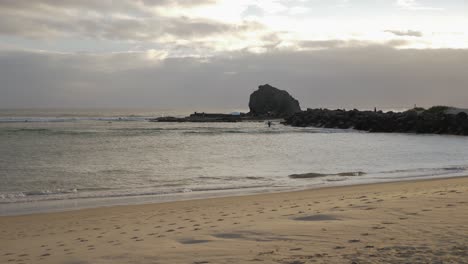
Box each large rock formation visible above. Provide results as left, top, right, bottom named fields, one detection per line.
left=248, top=84, right=301, bottom=117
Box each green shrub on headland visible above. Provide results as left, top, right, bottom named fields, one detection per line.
left=426, top=106, right=450, bottom=114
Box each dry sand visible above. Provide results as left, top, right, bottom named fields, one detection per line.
left=1, top=177, right=468, bottom=264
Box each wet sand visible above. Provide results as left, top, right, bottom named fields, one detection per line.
left=1, top=177, right=468, bottom=264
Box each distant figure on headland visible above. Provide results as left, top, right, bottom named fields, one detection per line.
left=267, top=121, right=272, bottom=127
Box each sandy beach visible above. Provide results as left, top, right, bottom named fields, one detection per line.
left=1, top=177, right=468, bottom=264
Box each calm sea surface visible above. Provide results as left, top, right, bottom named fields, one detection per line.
left=1, top=109, right=468, bottom=215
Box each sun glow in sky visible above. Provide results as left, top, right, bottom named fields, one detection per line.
left=1, top=0, right=467, bottom=55
left=1, top=0, right=467, bottom=109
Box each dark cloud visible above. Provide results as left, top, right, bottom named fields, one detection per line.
left=298, top=39, right=409, bottom=50
left=0, top=0, right=237, bottom=41
left=385, top=30, right=423, bottom=37
left=139, top=0, right=218, bottom=6
left=299, top=40, right=349, bottom=49
left=1, top=45, right=467, bottom=109
left=0, top=0, right=216, bottom=10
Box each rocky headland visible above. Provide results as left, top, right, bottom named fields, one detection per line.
left=284, top=106, right=468, bottom=136
left=152, top=84, right=468, bottom=136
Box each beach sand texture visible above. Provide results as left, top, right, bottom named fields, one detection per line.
left=1, top=177, right=468, bottom=264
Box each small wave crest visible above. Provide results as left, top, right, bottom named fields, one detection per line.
left=0, top=188, right=78, bottom=203
left=289, top=171, right=366, bottom=179
left=290, top=165, right=468, bottom=180
left=375, top=166, right=468, bottom=179
left=180, top=128, right=345, bottom=135
left=0, top=116, right=151, bottom=123
left=0, top=183, right=274, bottom=204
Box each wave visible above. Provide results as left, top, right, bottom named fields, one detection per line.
left=1, top=127, right=163, bottom=136
left=290, top=165, right=468, bottom=180
left=289, top=171, right=366, bottom=179
left=181, top=128, right=350, bottom=135
left=0, top=183, right=274, bottom=204
left=245, top=176, right=265, bottom=180
left=374, top=166, right=468, bottom=180
left=0, top=116, right=152, bottom=123
left=0, top=188, right=78, bottom=201
left=0, top=127, right=322, bottom=137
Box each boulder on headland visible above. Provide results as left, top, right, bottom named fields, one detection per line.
left=248, top=84, right=301, bottom=117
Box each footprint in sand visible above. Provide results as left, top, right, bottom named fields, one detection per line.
left=289, top=248, right=302, bottom=251
left=404, top=212, right=418, bottom=216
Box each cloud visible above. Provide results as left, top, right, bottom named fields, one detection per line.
left=0, top=0, right=217, bottom=10
left=0, top=0, right=273, bottom=57
left=242, top=5, right=265, bottom=18
left=298, top=39, right=410, bottom=50
left=1, top=45, right=467, bottom=109
left=0, top=0, right=237, bottom=41
left=396, top=0, right=443, bottom=11
left=385, top=30, right=423, bottom=37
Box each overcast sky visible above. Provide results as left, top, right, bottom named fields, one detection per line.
left=1, top=0, right=467, bottom=109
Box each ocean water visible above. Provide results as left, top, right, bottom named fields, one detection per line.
left=1, top=109, right=468, bottom=215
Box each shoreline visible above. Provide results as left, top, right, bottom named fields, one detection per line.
left=2, top=174, right=468, bottom=217
left=1, top=175, right=467, bottom=217
left=1, top=176, right=467, bottom=263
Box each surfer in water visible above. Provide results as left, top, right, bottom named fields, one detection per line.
left=267, top=121, right=272, bottom=127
